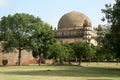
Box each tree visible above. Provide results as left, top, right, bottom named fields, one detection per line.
left=102, top=0, right=120, bottom=63
left=48, top=43, right=71, bottom=64
left=61, top=43, right=74, bottom=64
left=84, top=43, right=96, bottom=64
left=96, top=24, right=104, bottom=46
left=31, top=23, right=55, bottom=66
left=102, top=25, right=116, bottom=62
left=0, top=13, right=43, bottom=66
left=95, top=46, right=105, bottom=64
left=49, top=43, right=63, bottom=64
left=95, top=24, right=115, bottom=64
left=72, top=42, right=86, bottom=66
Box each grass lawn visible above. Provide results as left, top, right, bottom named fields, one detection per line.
left=0, top=62, right=120, bottom=80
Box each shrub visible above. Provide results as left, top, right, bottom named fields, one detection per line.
left=2, top=59, right=8, bottom=66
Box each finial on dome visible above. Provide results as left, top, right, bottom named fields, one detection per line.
left=83, top=20, right=89, bottom=27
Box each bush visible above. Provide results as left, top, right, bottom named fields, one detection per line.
left=2, top=59, right=8, bottom=66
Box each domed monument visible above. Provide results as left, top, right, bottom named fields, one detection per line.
left=58, top=11, right=91, bottom=30
left=55, top=11, right=97, bottom=45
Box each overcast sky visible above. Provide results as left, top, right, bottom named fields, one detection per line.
left=0, top=0, right=115, bottom=28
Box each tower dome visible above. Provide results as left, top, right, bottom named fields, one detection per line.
left=58, top=11, right=91, bottom=30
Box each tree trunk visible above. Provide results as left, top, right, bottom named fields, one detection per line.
left=68, top=58, right=71, bottom=65
left=18, top=48, right=22, bottom=66
left=96, top=58, right=99, bottom=65
left=38, top=54, right=42, bottom=66
left=89, top=59, right=91, bottom=64
left=78, top=58, right=81, bottom=66
left=116, top=58, right=119, bottom=65
left=75, top=58, right=77, bottom=62
left=52, top=57, right=55, bottom=65
left=59, top=57, right=63, bottom=64
left=65, top=58, right=68, bottom=64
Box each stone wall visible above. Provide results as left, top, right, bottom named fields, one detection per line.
left=0, top=50, right=37, bottom=66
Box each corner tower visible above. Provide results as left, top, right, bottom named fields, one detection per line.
left=83, top=20, right=92, bottom=42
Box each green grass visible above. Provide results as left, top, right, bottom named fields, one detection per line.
left=0, top=62, right=120, bottom=80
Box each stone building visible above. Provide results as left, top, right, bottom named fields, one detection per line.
left=55, top=11, right=97, bottom=45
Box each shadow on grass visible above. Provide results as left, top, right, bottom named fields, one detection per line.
left=0, top=66, right=120, bottom=77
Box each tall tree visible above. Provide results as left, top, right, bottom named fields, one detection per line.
left=72, top=42, right=86, bottom=66
left=49, top=43, right=64, bottom=64
left=102, top=25, right=115, bottom=62
left=85, top=43, right=96, bottom=64
left=48, top=43, right=74, bottom=65
left=61, top=43, right=74, bottom=64
left=31, top=23, right=55, bottom=66
left=102, top=0, right=120, bottom=62
left=0, top=13, right=43, bottom=66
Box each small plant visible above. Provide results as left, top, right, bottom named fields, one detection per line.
left=2, top=59, right=8, bottom=66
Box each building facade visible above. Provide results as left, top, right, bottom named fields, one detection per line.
left=54, top=11, right=97, bottom=45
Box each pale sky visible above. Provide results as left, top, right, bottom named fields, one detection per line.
left=0, top=0, right=115, bottom=28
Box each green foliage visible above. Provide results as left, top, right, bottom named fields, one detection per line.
left=30, top=23, right=55, bottom=65
left=96, top=46, right=106, bottom=62
left=61, top=43, right=75, bottom=59
left=70, top=42, right=98, bottom=65
left=102, top=0, right=120, bottom=58
left=72, top=42, right=85, bottom=58
left=2, top=59, right=8, bottom=66
left=48, top=43, right=73, bottom=64
left=49, top=43, right=64, bottom=64
left=0, top=13, right=44, bottom=65
left=84, top=43, right=96, bottom=62
left=60, top=43, right=74, bottom=64
left=71, top=42, right=87, bottom=65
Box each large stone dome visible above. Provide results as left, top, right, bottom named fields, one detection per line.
left=58, top=11, right=91, bottom=30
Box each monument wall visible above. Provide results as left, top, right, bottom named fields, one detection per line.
left=0, top=50, right=37, bottom=66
